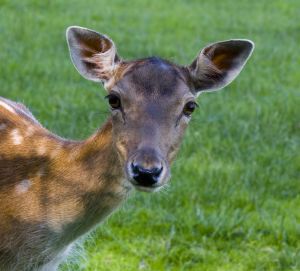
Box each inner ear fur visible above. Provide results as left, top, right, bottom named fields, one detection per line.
left=66, top=26, right=120, bottom=83
left=188, top=39, right=254, bottom=93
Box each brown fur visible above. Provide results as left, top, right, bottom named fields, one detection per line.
left=0, top=100, right=130, bottom=270
left=0, top=26, right=253, bottom=270
left=0, top=57, right=191, bottom=270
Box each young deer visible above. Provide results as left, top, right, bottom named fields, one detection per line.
left=0, top=26, right=254, bottom=270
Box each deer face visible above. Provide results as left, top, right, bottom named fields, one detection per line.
left=107, top=58, right=194, bottom=191
left=67, top=26, right=254, bottom=192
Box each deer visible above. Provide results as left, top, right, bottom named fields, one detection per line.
left=0, top=26, right=254, bottom=270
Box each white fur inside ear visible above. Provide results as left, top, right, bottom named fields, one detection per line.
left=66, top=26, right=118, bottom=83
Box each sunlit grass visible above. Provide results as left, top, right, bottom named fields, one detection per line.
left=0, top=0, right=299, bottom=270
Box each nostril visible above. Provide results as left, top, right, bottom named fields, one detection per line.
left=131, top=163, right=162, bottom=176
left=150, top=166, right=163, bottom=177
left=130, top=163, right=163, bottom=187
left=131, top=163, right=140, bottom=175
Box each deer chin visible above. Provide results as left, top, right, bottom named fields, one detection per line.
left=133, top=184, right=163, bottom=193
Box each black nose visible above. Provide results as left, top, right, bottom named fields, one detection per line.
left=131, top=163, right=163, bottom=187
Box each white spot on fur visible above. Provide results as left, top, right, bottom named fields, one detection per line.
left=37, top=144, right=47, bottom=155
left=0, top=100, right=16, bottom=113
left=25, top=126, right=35, bottom=136
left=50, top=147, right=62, bottom=158
left=0, top=123, right=7, bottom=130
left=15, top=179, right=31, bottom=194
left=11, top=129, right=23, bottom=145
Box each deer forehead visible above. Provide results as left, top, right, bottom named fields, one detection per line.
left=113, top=57, right=191, bottom=100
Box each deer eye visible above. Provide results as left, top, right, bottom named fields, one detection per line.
left=106, top=94, right=121, bottom=110
left=183, top=101, right=198, bottom=117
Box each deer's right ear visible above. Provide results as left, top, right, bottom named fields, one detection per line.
left=66, top=26, right=120, bottom=84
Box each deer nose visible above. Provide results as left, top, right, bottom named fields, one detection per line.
left=131, top=162, right=163, bottom=187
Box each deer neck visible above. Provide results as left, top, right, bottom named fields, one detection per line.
left=0, top=116, right=132, bottom=265
left=25, top=118, right=132, bottom=242
left=74, top=118, right=123, bottom=184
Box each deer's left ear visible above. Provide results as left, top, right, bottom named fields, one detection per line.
left=188, top=39, right=254, bottom=93
left=66, top=26, right=120, bottom=84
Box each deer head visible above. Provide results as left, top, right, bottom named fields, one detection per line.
left=67, top=26, right=254, bottom=192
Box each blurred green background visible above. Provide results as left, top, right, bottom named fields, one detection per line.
left=0, top=0, right=299, bottom=270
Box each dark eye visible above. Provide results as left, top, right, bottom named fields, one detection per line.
left=183, top=101, right=198, bottom=117
left=106, top=94, right=121, bottom=110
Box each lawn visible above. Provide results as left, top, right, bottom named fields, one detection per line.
left=0, top=0, right=299, bottom=270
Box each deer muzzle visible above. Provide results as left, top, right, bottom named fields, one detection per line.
left=126, top=147, right=170, bottom=191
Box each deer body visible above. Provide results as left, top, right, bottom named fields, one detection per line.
left=0, top=27, right=254, bottom=270
left=0, top=97, right=130, bottom=270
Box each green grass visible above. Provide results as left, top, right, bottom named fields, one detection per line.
left=0, top=0, right=299, bottom=270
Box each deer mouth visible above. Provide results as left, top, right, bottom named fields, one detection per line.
left=133, top=183, right=162, bottom=192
